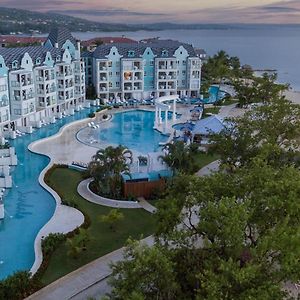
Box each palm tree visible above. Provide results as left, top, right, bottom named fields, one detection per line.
left=159, top=141, right=198, bottom=174
left=88, top=146, right=132, bottom=198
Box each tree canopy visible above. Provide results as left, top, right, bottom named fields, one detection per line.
left=110, top=161, right=300, bottom=299
left=210, top=96, right=300, bottom=170
left=88, top=146, right=132, bottom=198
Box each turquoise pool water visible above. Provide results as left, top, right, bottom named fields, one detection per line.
left=98, top=110, right=170, bottom=153
left=0, top=108, right=95, bottom=280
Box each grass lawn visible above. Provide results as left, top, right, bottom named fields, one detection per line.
left=41, top=168, right=156, bottom=285
left=193, top=152, right=220, bottom=171
left=203, top=106, right=221, bottom=118
left=221, top=97, right=238, bottom=106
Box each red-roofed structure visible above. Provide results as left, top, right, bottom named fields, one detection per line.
left=81, top=37, right=137, bottom=51
left=0, top=36, right=46, bottom=47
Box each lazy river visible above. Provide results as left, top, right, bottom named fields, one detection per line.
left=0, top=108, right=95, bottom=279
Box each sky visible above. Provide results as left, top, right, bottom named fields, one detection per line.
left=0, top=0, right=300, bottom=24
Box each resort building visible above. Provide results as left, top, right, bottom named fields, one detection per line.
left=0, top=28, right=85, bottom=137
left=83, top=39, right=202, bottom=102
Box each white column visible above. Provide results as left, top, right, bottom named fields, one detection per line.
left=164, top=109, right=168, bottom=132
left=158, top=108, right=162, bottom=124
left=172, top=99, right=176, bottom=121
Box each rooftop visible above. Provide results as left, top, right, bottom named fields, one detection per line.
left=0, top=46, right=62, bottom=67
left=46, top=27, right=77, bottom=49
left=193, top=115, right=226, bottom=135
left=83, top=39, right=197, bottom=59
left=0, top=36, right=46, bottom=45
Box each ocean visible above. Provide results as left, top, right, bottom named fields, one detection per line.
left=73, top=26, right=300, bottom=91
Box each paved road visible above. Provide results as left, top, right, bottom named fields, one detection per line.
left=26, top=237, right=154, bottom=300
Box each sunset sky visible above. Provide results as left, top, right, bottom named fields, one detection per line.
left=0, top=0, right=300, bottom=24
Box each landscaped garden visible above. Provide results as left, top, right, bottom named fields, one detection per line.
left=40, top=167, right=156, bottom=285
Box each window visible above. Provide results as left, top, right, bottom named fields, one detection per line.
left=0, top=63, right=2, bottom=68
left=109, top=72, right=112, bottom=76
left=150, top=60, right=154, bottom=66
left=113, top=52, right=116, bottom=55
left=56, top=56, right=60, bottom=62
left=108, top=61, right=112, bottom=67
left=162, top=50, right=168, bottom=57
left=12, top=60, right=18, bottom=69
left=182, top=80, right=186, bottom=85
left=182, top=60, right=186, bottom=66
left=109, top=82, right=112, bottom=87
left=13, top=109, right=21, bottom=115
left=182, top=70, right=186, bottom=75
left=144, top=71, right=147, bottom=77
left=116, top=72, right=120, bottom=76
left=128, top=50, right=135, bottom=57
left=116, top=81, right=120, bottom=87
left=36, top=58, right=41, bottom=65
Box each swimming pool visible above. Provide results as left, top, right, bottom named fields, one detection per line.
left=81, top=110, right=170, bottom=154
left=0, top=108, right=95, bottom=279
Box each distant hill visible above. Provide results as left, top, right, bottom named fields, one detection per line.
left=0, top=7, right=138, bottom=34
left=0, top=7, right=299, bottom=35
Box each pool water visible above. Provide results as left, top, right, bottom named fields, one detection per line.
left=98, top=110, right=170, bottom=153
left=0, top=108, right=95, bottom=279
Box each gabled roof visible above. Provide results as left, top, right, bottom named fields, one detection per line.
left=193, top=115, right=226, bottom=135
left=46, top=27, right=77, bottom=49
left=0, top=46, right=62, bottom=68
left=83, top=39, right=197, bottom=59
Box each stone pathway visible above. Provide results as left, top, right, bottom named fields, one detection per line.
left=138, top=197, right=157, bottom=213
left=195, top=160, right=221, bottom=177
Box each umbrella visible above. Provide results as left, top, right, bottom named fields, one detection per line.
left=178, top=122, right=195, bottom=131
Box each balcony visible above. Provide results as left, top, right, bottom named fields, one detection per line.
left=99, top=76, right=108, bottom=82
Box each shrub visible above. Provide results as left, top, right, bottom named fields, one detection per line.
left=0, top=271, right=41, bottom=300
left=41, top=233, right=65, bottom=257
left=88, top=112, right=95, bottom=118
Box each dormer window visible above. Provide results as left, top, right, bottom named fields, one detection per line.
left=128, top=50, right=135, bottom=57
left=56, top=55, right=60, bottom=62
left=36, top=58, right=41, bottom=65
left=12, top=60, right=18, bottom=69
left=162, top=50, right=168, bottom=57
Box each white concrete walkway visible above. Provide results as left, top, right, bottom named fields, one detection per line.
left=77, top=178, right=142, bottom=209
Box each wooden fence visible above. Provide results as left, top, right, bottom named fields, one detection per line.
left=123, top=178, right=166, bottom=199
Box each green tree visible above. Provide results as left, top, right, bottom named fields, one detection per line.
left=100, top=209, right=124, bottom=231
left=234, top=72, right=289, bottom=107
left=66, top=228, right=89, bottom=259
left=88, top=146, right=132, bottom=198
left=110, top=240, right=179, bottom=300
left=110, top=162, right=300, bottom=299
left=210, top=96, right=300, bottom=170
left=158, top=141, right=199, bottom=174
left=0, top=271, right=41, bottom=300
